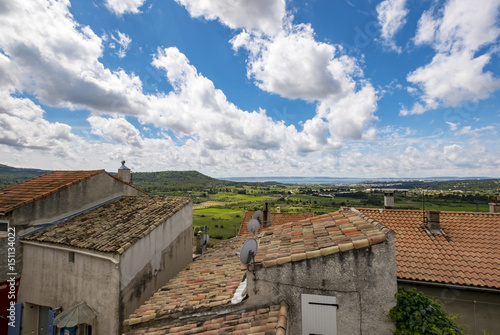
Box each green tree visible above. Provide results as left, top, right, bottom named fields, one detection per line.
left=389, top=288, right=462, bottom=335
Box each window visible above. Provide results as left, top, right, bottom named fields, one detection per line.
left=0, top=220, right=8, bottom=238
left=301, top=294, right=338, bottom=335
left=69, top=252, right=75, bottom=263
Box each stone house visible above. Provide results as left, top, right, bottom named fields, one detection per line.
left=19, top=195, right=193, bottom=335
left=0, top=167, right=147, bottom=332
left=351, top=206, right=500, bottom=335
left=124, top=208, right=397, bottom=335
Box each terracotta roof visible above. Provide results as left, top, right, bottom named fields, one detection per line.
left=254, top=210, right=391, bottom=268
left=125, top=209, right=390, bottom=331
left=23, top=196, right=190, bottom=254
left=238, top=211, right=314, bottom=236
left=0, top=170, right=147, bottom=214
left=353, top=208, right=500, bottom=289
left=0, top=170, right=105, bottom=213
left=125, top=238, right=247, bottom=328
left=125, top=302, right=288, bottom=335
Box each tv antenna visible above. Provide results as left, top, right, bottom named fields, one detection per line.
left=239, top=238, right=258, bottom=293
left=253, top=210, right=263, bottom=223
left=247, top=219, right=260, bottom=234
left=239, top=238, right=258, bottom=266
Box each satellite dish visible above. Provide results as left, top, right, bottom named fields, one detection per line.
left=253, top=210, right=263, bottom=222
left=247, top=219, right=260, bottom=234
left=239, top=238, right=258, bottom=265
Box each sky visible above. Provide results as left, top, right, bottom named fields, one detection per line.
left=0, top=0, right=499, bottom=178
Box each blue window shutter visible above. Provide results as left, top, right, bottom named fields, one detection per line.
left=47, top=310, right=56, bottom=335
left=7, top=303, right=22, bottom=335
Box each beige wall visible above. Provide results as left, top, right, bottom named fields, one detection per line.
left=0, top=173, right=145, bottom=283
left=18, top=201, right=193, bottom=335
left=119, top=203, right=193, bottom=331
left=9, top=173, right=145, bottom=229
left=399, top=282, right=500, bottom=335
left=245, top=233, right=398, bottom=335
left=19, top=244, right=121, bottom=335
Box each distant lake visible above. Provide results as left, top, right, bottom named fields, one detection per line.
left=220, top=176, right=491, bottom=184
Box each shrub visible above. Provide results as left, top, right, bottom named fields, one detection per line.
left=389, top=288, right=463, bottom=335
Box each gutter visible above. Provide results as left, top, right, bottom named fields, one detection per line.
left=397, top=279, right=500, bottom=294
left=21, top=240, right=120, bottom=264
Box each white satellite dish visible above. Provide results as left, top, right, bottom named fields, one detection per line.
left=253, top=210, right=263, bottom=222
left=239, top=238, right=258, bottom=265
left=247, top=218, right=260, bottom=234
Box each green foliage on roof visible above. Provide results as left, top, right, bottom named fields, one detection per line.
left=389, top=288, right=463, bottom=335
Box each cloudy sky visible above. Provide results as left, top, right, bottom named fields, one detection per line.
left=1, top=0, right=499, bottom=178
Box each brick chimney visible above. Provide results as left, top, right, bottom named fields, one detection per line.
left=489, top=195, right=500, bottom=213
left=384, top=191, right=394, bottom=209
left=118, top=160, right=131, bottom=183
left=427, top=211, right=441, bottom=231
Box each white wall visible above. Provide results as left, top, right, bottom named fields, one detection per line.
left=119, top=202, right=192, bottom=290
left=19, top=244, right=121, bottom=335
left=119, top=203, right=193, bottom=327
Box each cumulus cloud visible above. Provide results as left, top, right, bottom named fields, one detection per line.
left=0, top=92, right=76, bottom=152
left=147, top=47, right=297, bottom=151
left=0, top=0, right=146, bottom=115
left=111, top=31, right=132, bottom=58
left=231, top=23, right=378, bottom=141
left=376, top=0, right=409, bottom=52
left=174, top=0, right=286, bottom=36
left=104, top=0, right=147, bottom=16
left=403, top=0, right=500, bottom=115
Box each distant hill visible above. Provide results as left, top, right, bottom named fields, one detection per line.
left=0, top=164, right=50, bottom=188
left=0, top=164, right=237, bottom=193
left=131, top=170, right=237, bottom=193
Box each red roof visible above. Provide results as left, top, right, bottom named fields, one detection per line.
left=353, top=208, right=500, bottom=289
left=0, top=170, right=104, bottom=213
left=238, top=211, right=314, bottom=236
left=0, top=170, right=147, bottom=214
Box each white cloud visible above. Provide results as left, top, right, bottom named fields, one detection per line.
left=104, top=0, right=146, bottom=16
left=0, top=0, right=147, bottom=115
left=174, top=0, right=286, bottom=36
left=376, top=0, right=409, bottom=52
left=111, top=31, right=132, bottom=58
left=455, top=125, right=496, bottom=136
left=231, top=24, right=378, bottom=141
left=446, top=121, right=458, bottom=131
left=0, top=92, right=76, bottom=151
left=403, top=0, right=500, bottom=115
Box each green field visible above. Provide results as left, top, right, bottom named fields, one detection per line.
left=193, top=207, right=244, bottom=241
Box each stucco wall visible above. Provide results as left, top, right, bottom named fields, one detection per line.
left=0, top=173, right=145, bottom=284
left=245, top=234, right=397, bottom=335
left=19, top=244, right=121, bottom=334
left=399, top=282, right=500, bottom=335
left=119, top=203, right=193, bottom=332
left=9, top=173, right=146, bottom=229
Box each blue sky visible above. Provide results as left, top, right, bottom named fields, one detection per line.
left=0, top=0, right=499, bottom=178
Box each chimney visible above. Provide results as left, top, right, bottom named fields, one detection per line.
left=427, top=211, right=441, bottom=231
left=118, top=160, right=131, bottom=183
left=276, top=206, right=281, bottom=214
left=262, top=203, right=272, bottom=228
left=489, top=195, right=500, bottom=213
left=384, top=191, right=394, bottom=209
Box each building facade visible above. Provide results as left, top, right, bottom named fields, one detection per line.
left=0, top=168, right=147, bottom=332
left=19, top=196, right=193, bottom=335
